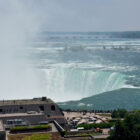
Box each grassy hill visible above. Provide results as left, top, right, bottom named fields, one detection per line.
left=57, top=88, right=140, bottom=110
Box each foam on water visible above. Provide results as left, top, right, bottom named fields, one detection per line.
left=42, top=66, right=126, bottom=101
left=28, top=32, right=140, bottom=101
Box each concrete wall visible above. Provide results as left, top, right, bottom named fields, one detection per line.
left=0, top=121, right=6, bottom=140
left=0, top=114, right=47, bottom=125
left=0, top=131, right=6, bottom=140
left=0, top=115, right=66, bottom=125
left=44, top=104, right=63, bottom=116
left=0, top=103, right=62, bottom=116
left=0, top=103, right=66, bottom=126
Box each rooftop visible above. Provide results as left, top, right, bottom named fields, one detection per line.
left=0, top=113, right=43, bottom=118
left=0, top=97, right=54, bottom=106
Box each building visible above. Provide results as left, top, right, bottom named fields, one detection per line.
left=0, top=97, right=66, bottom=127
left=0, top=120, right=6, bottom=140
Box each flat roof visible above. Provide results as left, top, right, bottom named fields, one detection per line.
left=0, top=98, right=54, bottom=106
left=0, top=113, right=43, bottom=118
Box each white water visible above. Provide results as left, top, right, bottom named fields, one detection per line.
left=42, top=67, right=126, bottom=101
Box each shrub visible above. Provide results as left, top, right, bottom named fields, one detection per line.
left=77, top=122, right=114, bottom=130
left=11, top=124, right=51, bottom=130
left=60, top=130, right=66, bottom=136
left=12, top=126, right=29, bottom=130
left=32, top=124, right=51, bottom=129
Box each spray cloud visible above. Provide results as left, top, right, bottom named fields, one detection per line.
left=0, top=0, right=46, bottom=99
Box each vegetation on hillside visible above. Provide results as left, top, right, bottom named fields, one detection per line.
left=58, top=88, right=140, bottom=111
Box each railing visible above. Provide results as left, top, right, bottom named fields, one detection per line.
left=53, top=120, right=66, bottom=136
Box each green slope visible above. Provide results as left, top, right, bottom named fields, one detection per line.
left=57, top=88, right=140, bottom=110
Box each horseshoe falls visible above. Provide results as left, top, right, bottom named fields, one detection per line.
left=29, top=32, right=140, bottom=102
left=42, top=67, right=126, bottom=101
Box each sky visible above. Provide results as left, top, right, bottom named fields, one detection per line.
left=35, top=0, right=140, bottom=32
left=1, top=0, right=140, bottom=32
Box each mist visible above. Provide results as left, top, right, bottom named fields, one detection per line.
left=0, top=1, right=46, bottom=100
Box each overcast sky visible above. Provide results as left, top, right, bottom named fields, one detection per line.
left=1, top=0, right=140, bottom=32
left=38, top=0, right=140, bottom=32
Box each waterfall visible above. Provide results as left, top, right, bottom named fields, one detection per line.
left=42, top=67, right=126, bottom=101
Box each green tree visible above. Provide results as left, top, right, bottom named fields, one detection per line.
left=109, top=120, right=127, bottom=140
left=109, top=112, right=140, bottom=140
left=111, top=110, right=118, bottom=118
left=82, top=106, right=87, bottom=113
left=111, top=109, right=128, bottom=118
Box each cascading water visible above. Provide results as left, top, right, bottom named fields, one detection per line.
left=29, top=32, right=140, bottom=102
left=42, top=67, right=126, bottom=101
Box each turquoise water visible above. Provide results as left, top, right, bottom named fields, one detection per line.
left=29, top=32, right=140, bottom=101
